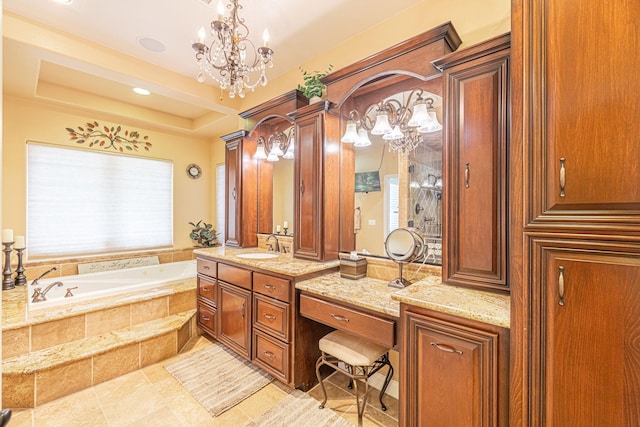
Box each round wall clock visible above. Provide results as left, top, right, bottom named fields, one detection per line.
left=186, top=163, right=202, bottom=179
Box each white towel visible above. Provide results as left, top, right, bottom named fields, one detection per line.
left=354, top=207, right=361, bottom=231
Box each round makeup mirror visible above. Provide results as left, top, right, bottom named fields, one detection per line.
left=384, top=228, right=425, bottom=288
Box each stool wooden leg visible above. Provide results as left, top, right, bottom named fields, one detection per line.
left=315, top=354, right=329, bottom=409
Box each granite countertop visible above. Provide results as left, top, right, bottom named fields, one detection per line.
left=2, top=279, right=195, bottom=330
left=193, top=246, right=340, bottom=277
left=296, top=272, right=510, bottom=328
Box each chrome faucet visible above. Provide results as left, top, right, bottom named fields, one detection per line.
left=266, top=234, right=280, bottom=253
left=32, top=281, right=64, bottom=303
left=30, top=266, right=59, bottom=287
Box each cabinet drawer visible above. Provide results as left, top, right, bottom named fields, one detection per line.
left=197, top=275, right=216, bottom=306
left=253, top=329, right=290, bottom=382
left=253, top=272, right=290, bottom=302
left=218, top=263, right=252, bottom=290
left=197, top=303, right=216, bottom=336
left=299, top=294, right=395, bottom=348
left=197, top=259, right=216, bottom=277
left=253, top=294, right=289, bottom=341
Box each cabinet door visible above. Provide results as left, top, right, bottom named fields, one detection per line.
left=403, top=309, right=505, bottom=427
left=217, top=281, right=252, bottom=360
left=527, top=0, right=640, bottom=227
left=441, top=38, right=509, bottom=292
left=294, top=113, right=323, bottom=260
left=534, top=242, right=640, bottom=425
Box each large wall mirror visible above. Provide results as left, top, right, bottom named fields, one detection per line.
left=339, top=76, right=443, bottom=265
left=250, top=114, right=295, bottom=236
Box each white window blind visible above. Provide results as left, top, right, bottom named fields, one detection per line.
left=215, top=163, right=225, bottom=243
left=27, top=143, right=173, bottom=259
left=385, top=175, right=399, bottom=236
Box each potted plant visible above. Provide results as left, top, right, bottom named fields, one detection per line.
left=297, top=64, right=333, bottom=103
left=189, top=220, right=218, bottom=247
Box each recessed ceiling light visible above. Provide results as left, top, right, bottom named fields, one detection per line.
left=52, top=0, right=73, bottom=4
left=136, top=36, right=166, bottom=53
left=133, top=87, right=151, bottom=96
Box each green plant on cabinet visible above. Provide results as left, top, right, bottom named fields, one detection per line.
left=297, top=65, right=333, bottom=99
left=189, top=220, right=218, bottom=247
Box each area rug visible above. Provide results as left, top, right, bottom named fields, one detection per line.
left=244, top=389, right=353, bottom=427
left=164, top=343, right=273, bottom=416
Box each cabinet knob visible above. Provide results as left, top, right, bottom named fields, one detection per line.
left=430, top=342, right=463, bottom=355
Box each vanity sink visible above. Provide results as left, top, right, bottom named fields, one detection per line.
left=236, top=253, right=279, bottom=260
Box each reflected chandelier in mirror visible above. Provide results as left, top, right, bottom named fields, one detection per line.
left=254, top=126, right=295, bottom=161
left=341, top=89, right=442, bottom=155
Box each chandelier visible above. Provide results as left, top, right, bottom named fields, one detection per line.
left=254, top=127, right=295, bottom=161
left=341, top=89, right=441, bottom=154
left=192, top=0, right=274, bottom=98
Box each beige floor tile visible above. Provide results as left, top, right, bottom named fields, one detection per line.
left=33, top=387, right=107, bottom=427
left=116, top=406, right=187, bottom=427
left=92, top=370, right=151, bottom=402
left=4, top=408, right=32, bottom=427
left=210, top=405, right=252, bottom=426
left=234, top=382, right=289, bottom=419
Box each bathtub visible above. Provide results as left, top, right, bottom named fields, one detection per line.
left=28, top=260, right=196, bottom=310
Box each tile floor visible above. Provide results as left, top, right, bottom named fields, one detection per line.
left=8, top=336, right=399, bottom=426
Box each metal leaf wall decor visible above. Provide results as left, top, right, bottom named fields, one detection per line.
left=66, top=121, right=152, bottom=152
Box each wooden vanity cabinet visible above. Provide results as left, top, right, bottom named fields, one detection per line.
left=221, top=130, right=259, bottom=248
left=400, top=303, right=509, bottom=426
left=196, top=259, right=217, bottom=338
left=433, top=34, right=510, bottom=293
left=288, top=101, right=341, bottom=261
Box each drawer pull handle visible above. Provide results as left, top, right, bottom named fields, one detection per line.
left=202, top=265, right=210, bottom=270
left=201, top=287, right=211, bottom=292
left=465, top=162, right=470, bottom=188
left=300, top=180, right=305, bottom=195
left=430, top=342, right=463, bottom=355
left=263, top=284, right=276, bottom=290
left=232, top=187, right=237, bottom=200
left=201, top=315, right=210, bottom=321
left=241, top=302, right=246, bottom=319
left=558, top=265, right=565, bottom=306
left=330, top=313, right=350, bottom=322
left=559, top=158, right=566, bottom=197
left=263, top=351, right=276, bottom=360
left=263, top=313, right=277, bottom=321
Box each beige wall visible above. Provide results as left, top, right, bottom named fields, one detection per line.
left=2, top=96, right=212, bottom=256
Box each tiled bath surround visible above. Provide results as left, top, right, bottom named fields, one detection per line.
left=2, top=248, right=198, bottom=408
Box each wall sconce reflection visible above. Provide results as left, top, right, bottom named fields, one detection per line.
left=254, top=126, right=295, bottom=161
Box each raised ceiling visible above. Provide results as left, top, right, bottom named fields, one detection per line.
left=2, top=0, right=510, bottom=137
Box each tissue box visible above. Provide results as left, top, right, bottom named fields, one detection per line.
left=340, top=257, right=367, bottom=280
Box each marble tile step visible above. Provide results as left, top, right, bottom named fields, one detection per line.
left=2, top=310, right=196, bottom=408
left=3, top=309, right=196, bottom=375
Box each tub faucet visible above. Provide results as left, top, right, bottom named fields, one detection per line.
left=32, top=281, right=64, bottom=303
left=266, top=234, right=280, bottom=253
left=30, top=266, right=59, bottom=287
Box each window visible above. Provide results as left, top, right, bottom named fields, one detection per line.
left=384, top=174, right=399, bottom=237
left=27, top=143, right=173, bottom=259
left=215, top=163, right=225, bottom=243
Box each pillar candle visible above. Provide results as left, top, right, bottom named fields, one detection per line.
left=2, top=229, right=13, bottom=243
left=276, top=225, right=281, bottom=233
left=15, top=236, right=25, bottom=249
left=283, top=221, right=288, bottom=229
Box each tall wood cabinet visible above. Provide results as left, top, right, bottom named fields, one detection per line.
left=433, top=33, right=510, bottom=293
left=221, top=130, right=258, bottom=248
left=288, top=101, right=341, bottom=261
left=511, top=0, right=640, bottom=425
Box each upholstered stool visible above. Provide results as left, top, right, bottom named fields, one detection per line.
left=315, top=330, right=394, bottom=426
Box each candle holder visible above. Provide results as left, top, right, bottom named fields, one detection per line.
left=283, top=227, right=288, bottom=235
left=277, top=230, right=281, bottom=235
left=14, top=247, right=26, bottom=286
left=2, top=242, right=15, bottom=290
